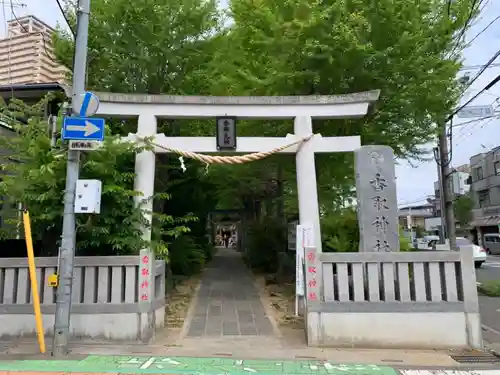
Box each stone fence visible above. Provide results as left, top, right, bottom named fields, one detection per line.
left=305, top=248, right=482, bottom=349
left=0, top=256, right=166, bottom=341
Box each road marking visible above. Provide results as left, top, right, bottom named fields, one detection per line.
left=482, top=323, right=500, bottom=337
left=482, top=262, right=500, bottom=268
left=139, top=357, right=156, bottom=369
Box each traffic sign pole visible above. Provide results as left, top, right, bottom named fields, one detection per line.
left=52, top=0, right=90, bottom=357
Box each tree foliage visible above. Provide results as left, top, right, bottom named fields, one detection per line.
left=455, top=192, right=474, bottom=227
left=53, top=0, right=221, bottom=95
left=206, top=0, right=479, bottom=210
left=0, top=98, right=192, bottom=257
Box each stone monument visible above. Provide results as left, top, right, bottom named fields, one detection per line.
left=355, top=145, right=400, bottom=252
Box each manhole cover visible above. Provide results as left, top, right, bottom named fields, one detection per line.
left=450, top=352, right=500, bottom=363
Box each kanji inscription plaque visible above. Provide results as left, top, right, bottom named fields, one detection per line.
left=355, top=146, right=400, bottom=252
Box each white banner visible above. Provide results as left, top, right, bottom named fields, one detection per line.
left=295, top=223, right=314, bottom=297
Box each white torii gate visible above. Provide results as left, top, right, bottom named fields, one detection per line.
left=96, top=91, right=380, bottom=254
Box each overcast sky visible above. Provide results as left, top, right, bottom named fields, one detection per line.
left=2, top=0, right=499, bottom=208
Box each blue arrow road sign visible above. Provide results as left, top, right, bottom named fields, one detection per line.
left=62, top=117, right=105, bottom=141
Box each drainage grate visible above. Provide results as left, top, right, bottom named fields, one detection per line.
left=450, top=352, right=500, bottom=364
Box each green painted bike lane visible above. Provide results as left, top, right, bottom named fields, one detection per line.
left=0, top=355, right=399, bottom=375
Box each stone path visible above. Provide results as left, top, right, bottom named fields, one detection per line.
left=186, top=247, right=275, bottom=337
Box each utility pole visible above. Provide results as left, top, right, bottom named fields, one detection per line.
left=434, top=147, right=446, bottom=243
left=52, top=0, right=90, bottom=356
left=437, top=125, right=457, bottom=251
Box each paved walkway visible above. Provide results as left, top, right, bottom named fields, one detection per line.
left=186, top=247, right=274, bottom=337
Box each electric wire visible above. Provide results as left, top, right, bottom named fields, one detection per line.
left=398, top=196, right=434, bottom=207
left=451, top=99, right=499, bottom=144
left=7, top=0, right=56, bottom=63
left=462, top=14, right=500, bottom=51
left=449, top=0, right=480, bottom=57
left=55, top=0, right=75, bottom=37
left=460, top=63, right=500, bottom=70
left=409, top=114, right=496, bottom=169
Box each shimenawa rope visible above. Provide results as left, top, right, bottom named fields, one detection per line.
left=135, top=134, right=313, bottom=165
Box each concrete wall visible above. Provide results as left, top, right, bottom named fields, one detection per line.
left=0, top=256, right=166, bottom=341
left=305, top=249, right=482, bottom=349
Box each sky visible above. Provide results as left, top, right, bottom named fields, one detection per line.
left=1, top=0, right=500, bottom=208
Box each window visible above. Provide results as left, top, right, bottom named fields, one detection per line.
left=475, top=166, right=484, bottom=181
left=495, top=161, right=500, bottom=176
left=485, top=236, right=500, bottom=243
left=478, top=189, right=490, bottom=208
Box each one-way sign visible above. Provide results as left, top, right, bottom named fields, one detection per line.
left=62, top=117, right=105, bottom=141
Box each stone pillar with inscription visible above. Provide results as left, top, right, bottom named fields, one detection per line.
left=355, top=145, right=400, bottom=252
left=138, top=249, right=155, bottom=342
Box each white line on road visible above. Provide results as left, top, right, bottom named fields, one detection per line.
left=484, top=263, right=500, bottom=268
left=482, top=323, right=500, bottom=337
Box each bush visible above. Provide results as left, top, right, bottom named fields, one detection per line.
left=477, top=281, right=500, bottom=297
left=399, top=234, right=413, bottom=251
left=321, top=208, right=359, bottom=252
left=244, top=218, right=287, bottom=273
left=322, top=208, right=415, bottom=252
left=168, top=235, right=207, bottom=276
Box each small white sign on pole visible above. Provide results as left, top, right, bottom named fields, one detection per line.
left=295, top=223, right=314, bottom=315
left=69, top=140, right=103, bottom=151
left=456, top=105, right=494, bottom=119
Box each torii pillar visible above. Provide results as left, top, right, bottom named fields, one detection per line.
left=96, top=91, right=381, bottom=254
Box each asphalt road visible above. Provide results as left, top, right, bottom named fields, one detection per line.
left=477, top=255, right=500, bottom=284
left=477, top=255, right=500, bottom=347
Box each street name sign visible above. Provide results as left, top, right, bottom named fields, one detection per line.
left=62, top=117, right=105, bottom=141
left=456, top=105, right=494, bottom=119
left=69, top=140, right=103, bottom=151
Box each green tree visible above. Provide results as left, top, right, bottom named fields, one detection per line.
left=207, top=0, right=480, bottom=214
left=51, top=0, right=222, bottom=271
left=0, top=98, right=192, bottom=257
left=53, top=0, right=221, bottom=95
left=455, top=192, right=474, bottom=227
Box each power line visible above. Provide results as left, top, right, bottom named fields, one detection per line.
left=451, top=99, right=499, bottom=144
left=55, top=0, right=75, bottom=37
left=451, top=113, right=497, bottom=129
left=7, top=0, right=57, bottom=62
left=453, top=115, right=497, bottom=145
left=447, top=72, right=500, bottom=122
left=398, top=196, right=433, bottom=207
left=462, top=15, right=500, bottom=50
left=460, top=63, right=500, bottom=70
left=449, top=0, right=480, bottom=57
left=404, top=110, right=498, bottom=170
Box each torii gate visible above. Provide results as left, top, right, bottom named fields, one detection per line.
left=96, top=91, right=380, bottom=254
